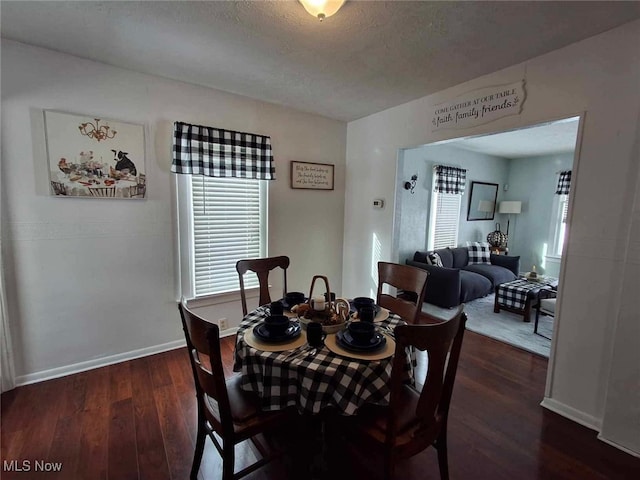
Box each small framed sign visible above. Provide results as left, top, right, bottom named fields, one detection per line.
left=290, top=161, right=334, bottom=190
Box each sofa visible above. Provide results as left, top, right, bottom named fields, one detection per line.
left=406, top=247, right=520, bottom=308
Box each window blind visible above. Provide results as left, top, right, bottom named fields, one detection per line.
left=191, top=176, right=265, bottom=296
left=432, top=192, right=461, bottom=249
left=561, top=197, right=569, bottom=223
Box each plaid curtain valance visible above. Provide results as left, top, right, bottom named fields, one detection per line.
left=556, top=170, right=571, bottom=195
left=171, top=122, right=276, bottom=180
left=434, top=165, right=467, bottom=194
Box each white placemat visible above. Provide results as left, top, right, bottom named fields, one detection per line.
left=324, top=332, right=395, bottom=361
left=244, top=325, right=307, bottom=352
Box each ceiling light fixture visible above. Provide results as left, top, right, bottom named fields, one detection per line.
left=299, top=0, right=346, bottom=21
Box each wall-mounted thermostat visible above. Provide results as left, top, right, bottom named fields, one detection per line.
left=373, top=198, right=385, bottom=209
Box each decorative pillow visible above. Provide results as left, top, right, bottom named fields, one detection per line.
left=466, top=241, right=491, bottom=248
left=427, top=252, right=444, bottom=267
left=413, top=251, right=429, bottom=264
left=467, top=243, right=491, bottom=264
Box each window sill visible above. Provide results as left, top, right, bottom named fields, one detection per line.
left=186, top=286, right=262, bottom=308
left=544, top=255, right=562, bottom=264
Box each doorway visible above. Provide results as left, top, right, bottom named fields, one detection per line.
left=392, top=116, right=581, bottom=357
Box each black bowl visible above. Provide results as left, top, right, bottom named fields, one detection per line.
left=348, top=321, right=376, bottom=344
left=359, top=306, right=375, bottom=323
left=285, top=291, right=305, bottom=308
left=264, top=315, right=290, bottom=335
left=324, top=292, right=336, bottom=302
left=352, top=296, right=375, bottom=313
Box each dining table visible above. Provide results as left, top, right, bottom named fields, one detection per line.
left=234, top=303, right=415, bottom=416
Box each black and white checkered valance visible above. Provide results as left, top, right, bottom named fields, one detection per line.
left=171, top=122, right=276, bottom=180
left=434, top=165, right=467, bottom=194
left=555, top=170, right=571, bottom=195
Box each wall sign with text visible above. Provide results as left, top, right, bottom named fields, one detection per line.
left=290, top=161, right=334, bottom=190
left=430, top=80, right=527, bottom=132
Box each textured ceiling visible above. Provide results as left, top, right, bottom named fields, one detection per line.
left=452, top=118, right=580, bottom=158
left=2, top=1, right=639, bottom=121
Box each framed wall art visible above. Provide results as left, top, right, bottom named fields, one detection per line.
left=467, top=181, right=498, bottom=220
left=290, top=161, right=334, bottom=190
left=44, top=110, right=146, bottom=199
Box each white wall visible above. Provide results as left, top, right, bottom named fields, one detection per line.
left=1, top=40, right=346, bottom=384
left=343, top=21, right=640, bottom=455
left=505, top=153, right=575, bottom=275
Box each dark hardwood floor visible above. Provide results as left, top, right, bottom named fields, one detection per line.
left=2, top=330, right=639, bottom=479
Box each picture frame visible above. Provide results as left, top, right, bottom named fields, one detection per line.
left=467, top=181, right=498, bottom=221
left=44, top=110, right=146, bottom=199
left=290, top=161, right=334, bottom=190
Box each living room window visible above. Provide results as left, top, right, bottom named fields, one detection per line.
left=172, top=122, right=275, bottom=301
left=548, top=170, right=571, bottom=258
left=428, top=192, right=461, bottom=249
left=428, top=165, right=466, bottom=249
left=549, top=194, right=569, bottom=256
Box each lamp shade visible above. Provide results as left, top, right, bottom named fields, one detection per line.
left=299, top=0, right=346, bottom=20
left=499, top=201, right=522, bottom=214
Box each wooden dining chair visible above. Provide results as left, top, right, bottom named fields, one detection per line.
left=338, top=305, right=467, bottom=480
left=377, top=261, right=429, bottom=324
left=178, top=299, right=288, bottom=480
left=236, top=256, right=290, bottom=316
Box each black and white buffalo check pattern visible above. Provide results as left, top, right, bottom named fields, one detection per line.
left=497, top=278, right=557, bottom=310
left=555, top=170, right=571, bottom=195
left=434, top=165, right=467, bottom=194
left=467, top=244, right=491, bottom=264
left=234, top=306, right=414, bottom=415
left=171, top=121, right=276, bottom=180
left=427, top=252, right=444, bottom=267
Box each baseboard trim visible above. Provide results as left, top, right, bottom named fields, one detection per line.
left=221, top=327, right=239, bottom=338
left=15, top=327, right=238, bottom=386
left=596, top=434, right=640, bottom=458
left=540, top=396, right=602, bottom=431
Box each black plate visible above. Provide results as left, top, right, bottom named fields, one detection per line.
left=279, top=297, right=308, bottom=311
left=254, top=322, right=301, bottom=343
left=336, top=330, right=386, bottom=352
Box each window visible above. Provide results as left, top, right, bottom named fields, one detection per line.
left=172, top=122, right=275, bottom=301
left=549, top=194, right=569, bottom=256
left=428, top=191, right=461, bottom=250
left=427, top=165, right=466, bottom=250
left=190, top=176, right=267, bottom=297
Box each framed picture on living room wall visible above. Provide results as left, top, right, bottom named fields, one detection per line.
left=467, top=181, right=498, bottom=220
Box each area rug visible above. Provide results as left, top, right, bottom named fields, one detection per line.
left=421, top=294, right=553, bottom=357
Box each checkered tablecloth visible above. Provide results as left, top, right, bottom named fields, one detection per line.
left=234, top=306, right=414, bottom=416
left=497, top=278, right=557, bottom=310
